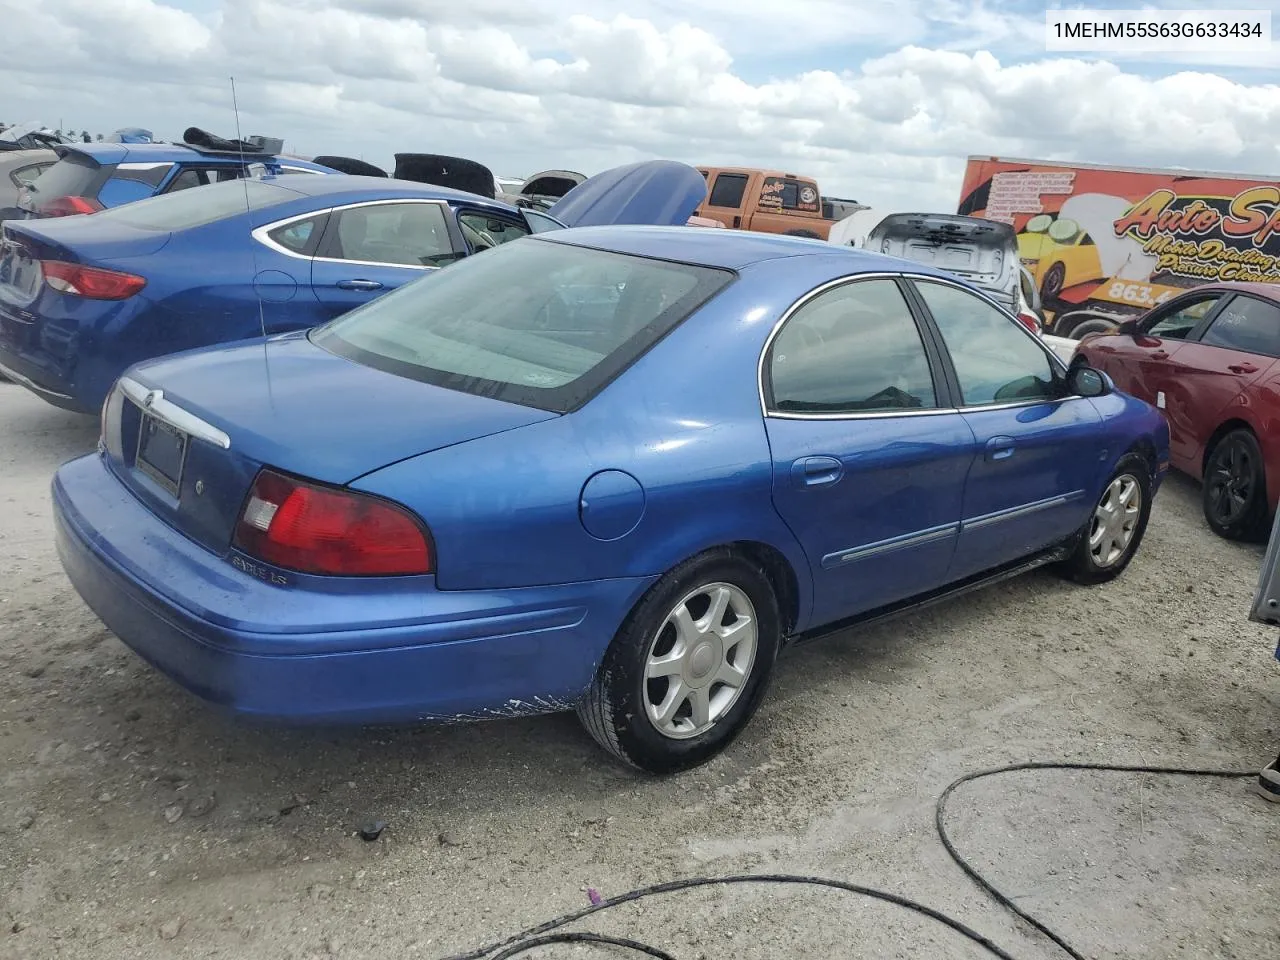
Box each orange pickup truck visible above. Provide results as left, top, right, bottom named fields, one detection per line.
left=694, top=166, right=851, bottom=239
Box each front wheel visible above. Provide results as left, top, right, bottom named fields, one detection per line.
left=1057, top=453, right=1152, bottom=584
left=577, top=551, right=782, bottom=774
left=1202, top=428, right=1269, bottom=541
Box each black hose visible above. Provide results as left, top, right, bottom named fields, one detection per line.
left=438, top=761, right=1257, bottom=960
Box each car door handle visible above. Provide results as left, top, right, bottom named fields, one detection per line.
left=791, top=456, right=843, bottom=487
left=1151, top=350, right=1169, bottom=360
left=336, top=279, right=383, bottom=291
left=1228, top=362, right=1259, bottom=374
left=985, top=436, right=1016, bottom=461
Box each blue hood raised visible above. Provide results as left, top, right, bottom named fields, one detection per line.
left=548, top=160, right=707, bottom=229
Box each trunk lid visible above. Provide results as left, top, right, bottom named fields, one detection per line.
left=866, top=213, right=1020, bottom=311
left=392, top=153, right=497, bottom=198
left=548, top=160, right=708, bottom=228
left=102, top=332, right=557, bottom=555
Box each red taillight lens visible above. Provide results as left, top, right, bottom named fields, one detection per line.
left=233, top=469, right=433, bottom=576
left=1017, top=312, right=1040, bottom=333
left=42, top=260, right=146, bottom=300
left=39, top=195, right=104, bottom=217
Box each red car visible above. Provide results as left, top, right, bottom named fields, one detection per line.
left=1075, top=282, right=1280, bottom=541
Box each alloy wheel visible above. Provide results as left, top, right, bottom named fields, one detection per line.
left=1206, top=439, right=1256, bottom=527
left=1089, top=474, right=1142, bottom=567
left=643, top=582, right=758, bottom=740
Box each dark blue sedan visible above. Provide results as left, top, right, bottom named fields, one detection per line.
left=52, top=227, right=1169, bottom=772
left=0, top=160, right=708, bottom=413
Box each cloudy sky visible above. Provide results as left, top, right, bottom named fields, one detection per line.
left=3, top=0, right=1278, bottom=211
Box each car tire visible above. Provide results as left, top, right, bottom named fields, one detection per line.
left=1067, top=317, right=1120, bottom=340
left=1057, top=453, right=1153, bottom=585
left=1202, top=428, right=1270, bottom=542
left=576, top=550, right=782, bottom=774
left=1041, top=262, right=1066, bottom=302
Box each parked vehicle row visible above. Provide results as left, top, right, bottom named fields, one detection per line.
left=0, top=161, right=708, bottom=413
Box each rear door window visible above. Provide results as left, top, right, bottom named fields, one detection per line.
left=163, top=166, right=246, bottom=193
left=766, top=278, right=939, bottom=414
left=264, top=214, right=328, bottom=256
left=707, top=174, right=748, bottom=209
left=322, top=202, right=461, bottom=268
left=1198, top=295, right=1280, bottom=357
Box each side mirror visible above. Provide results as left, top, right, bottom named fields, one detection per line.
left=1068, top=364, right=1111, bottom=398
left=1117, top=318, right=1139, bottom=336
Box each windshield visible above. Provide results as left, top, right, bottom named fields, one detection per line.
left=82, top=178, right=300, bottom=231
left=311, top=237, right=734, bottom=413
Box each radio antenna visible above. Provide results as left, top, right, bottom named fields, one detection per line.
left=230, top=76, right=273, bottom=398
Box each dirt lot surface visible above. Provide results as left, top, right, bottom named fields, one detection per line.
left=1, top=385, right=1277, bottom=960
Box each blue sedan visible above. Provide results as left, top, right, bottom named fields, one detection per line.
left=52, top=227, right=1170, bottom=772
left=0, top=160, right=708, bottom=413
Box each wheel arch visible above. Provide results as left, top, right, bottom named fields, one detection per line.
left=625, top=539, right=806, bottom=640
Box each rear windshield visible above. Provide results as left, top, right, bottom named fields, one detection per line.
left=88, top=179, right=299, bottom=232
left=28, top=153, right=107, bottom=202
left=311, top=237, right=733, bottom=413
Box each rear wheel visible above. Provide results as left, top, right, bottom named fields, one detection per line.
left=577, top=551, right=781, bottom=774
left=1202, top=428, right=1269, bottom=541
left=1057, top=453, right=1152, bottom=584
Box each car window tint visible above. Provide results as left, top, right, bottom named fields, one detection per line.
left=707, top=173, right=748, bottom=208
left=458, top=210, right=529, bottom=252
left=268, top=216, right=323, bottom=255
left=165, top=169, right=206, bottom=192
left=87, top=179, right=296, bottom=231
left=1146, top=296, right=1218, bottom=339
left=333, top=203, right=457, bottom=267
left=916, top=280, right=1057, bottom=405
left=522, top=210, right=563, bottom=234
left=1199, top=296, right=1280, bottom=357
left=27, top=153, right=104, bottom=201
left=768, top=279, right=937, bottom=414
left=311, top=238, right=732, bottom=413
left=111, top=163, right=173, bottom=188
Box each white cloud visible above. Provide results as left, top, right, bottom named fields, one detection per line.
left=1, top=0, right=1278, bottom=213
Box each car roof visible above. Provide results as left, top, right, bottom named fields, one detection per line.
left=1189, top=281, right=1280, bottom=303
left=256, top=174, right=520, bottom=213
left=538, top=224, right=955, bottom=277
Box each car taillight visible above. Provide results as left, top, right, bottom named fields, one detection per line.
left=233, top=469, right=433, bottom=576
left=38, top=195, right=104, bottom=217
left=42, top=261, right=146, bottom=300
left=1017, top=312, right=1040, bottom=334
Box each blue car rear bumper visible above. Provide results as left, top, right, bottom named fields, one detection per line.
left=53, top=453, right=655, bottom=724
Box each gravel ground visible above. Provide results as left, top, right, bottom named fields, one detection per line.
left=1, top=385, right=1277, bottom=960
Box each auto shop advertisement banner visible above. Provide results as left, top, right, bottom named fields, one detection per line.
left=958, top=157, right=1280, bottom=335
